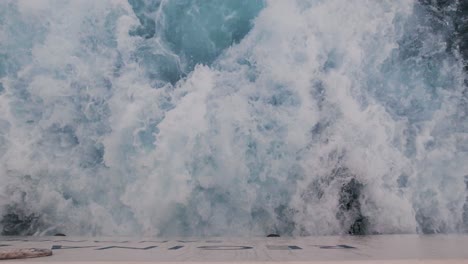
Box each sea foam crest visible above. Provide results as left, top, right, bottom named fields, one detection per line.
left=0, top=0, right=466, bottom=236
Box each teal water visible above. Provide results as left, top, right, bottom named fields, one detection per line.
left=0, top=0, right=466, bottom=236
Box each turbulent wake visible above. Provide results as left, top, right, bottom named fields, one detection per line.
left=0, top=0, right=467, bottom=236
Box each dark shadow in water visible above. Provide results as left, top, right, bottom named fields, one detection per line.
left=419, top=0, right=468, bottom=69
left=334, top=168, right=369, bottom=235
left=1, top=213, right=40, bottom=236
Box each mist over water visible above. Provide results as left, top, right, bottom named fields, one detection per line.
left=0, top=0, right=466, bottom=236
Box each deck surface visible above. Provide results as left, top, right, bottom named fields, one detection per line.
left=1, top=234, right=467, bottom=263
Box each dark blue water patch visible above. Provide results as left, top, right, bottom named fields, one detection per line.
left=323, top=50, right=342, bottom=72
left=79, top=142, right=105, bottom=168
left=0, top=54, right=8, bottom=78
left=302, top=166, right=369, bottom=235
left=366, top=1, right=463, bottom=134
left=162, top=0, right=264, bottom=68
left=128, top=0, right=160, bottom=39
left=77, top=10, right=122, bottom=55
left=455, top=2, right=468, bottom=70
left=336, top=175, right=369, bottom=235
left=130, top=0, right=264, bottom=86
left=397, top=174, right=409, bottom=188
left=42, top=124, right=80, bottom=150
left=310, top=80, right=326, bottom=110
left=273, top=205, right=297, bottom=236
left=10, top=96, right=44, bottom=125
left=1, top=212, right=41, bottom=236
left=159, top=184, right=272, bottom=236
left=0, top=2, right=49, bottom=78
left=136, top=118, right=162, bottom=151
left=309, top=119, right=333, bottom=145
left=416, top=211, right=444, bottom=234
left=267, top=89, right=299, bottom=107
left=0, top=53, right=21, bottom=79
left=138, top=50, right=183, bottom=86
left=418, top=0, right=468, bottom=69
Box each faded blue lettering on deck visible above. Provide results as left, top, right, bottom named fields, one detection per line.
left=318, top=244, right=356, bottom=249
left=168, top=245, right=184, bottom=250
left=94, top=240, right=129, bottom=243
left=267, top=245, right=302, bottom=250
left=52, top=245, right=97, bottom=250
left=95, top=246, right=157, bottom=250
left=198, top=245, right=253, bottom=250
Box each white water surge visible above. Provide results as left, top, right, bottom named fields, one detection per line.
left=0, top=0, right=466, bottom=236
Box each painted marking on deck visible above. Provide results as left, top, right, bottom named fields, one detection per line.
left=318, top=244, right=356, bottom=249
left=54, top=240, right=87, bottom=243
left=52, top=245, right=97, bottom=250
left=198, top=245, right=253, bottom=250
left=94, top=240, right=129, bottom=243
left=267, top=245, right=302, bottom=250
left=168, top=246, right=184, bottom=250
left=1, top=235, right=467, bottom=263
left=95, top=246, right=158, bottom=250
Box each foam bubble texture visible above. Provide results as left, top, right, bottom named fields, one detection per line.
left=0, top=0, right=466, bottom=236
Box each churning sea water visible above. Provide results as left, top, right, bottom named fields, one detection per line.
left=0, top=0, right=466, bottom=237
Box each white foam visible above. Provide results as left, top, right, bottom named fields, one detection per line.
left=0, top=0, right=466, bottom=236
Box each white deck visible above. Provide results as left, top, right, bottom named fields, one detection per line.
left=1, top=234, right=468, bottom=263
